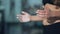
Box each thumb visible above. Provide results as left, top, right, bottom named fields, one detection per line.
left=22, top=11, right=29, bottom=15
left=36, top=10, right=40, bottom=13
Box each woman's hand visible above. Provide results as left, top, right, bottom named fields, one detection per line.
left=36, top=10, right=49, bottom=18
left=17, top=11, right=30, bottom=22
left=17, top=9, right=49, bottom=22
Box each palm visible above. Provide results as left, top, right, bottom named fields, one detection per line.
left=17, top=12, right=30, bottom=22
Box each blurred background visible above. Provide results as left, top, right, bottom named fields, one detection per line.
left=0, top=0, right=53, bottom=34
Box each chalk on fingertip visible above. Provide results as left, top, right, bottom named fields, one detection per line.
left=16, top=17, right=19, bottom=19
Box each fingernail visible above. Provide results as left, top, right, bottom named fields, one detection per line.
left=16, top=17, right=19, bottom=18
left=17, top=15, right=20, bottom=16
left=22, top=11, right=25, bottom=13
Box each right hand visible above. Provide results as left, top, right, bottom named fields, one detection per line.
left=17, top=11, right=30, bottom=22
left=36, top=10, right=49, bottom=18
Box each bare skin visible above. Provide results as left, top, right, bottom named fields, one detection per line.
left=17, top=3, right=60, bottom=26
left=30, top=3, right=60, bottom=25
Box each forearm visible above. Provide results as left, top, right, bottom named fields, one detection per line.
left=30, top=16, right=43, bottom=21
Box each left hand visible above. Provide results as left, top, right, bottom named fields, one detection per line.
left=17, top=11, right=31, bottom=22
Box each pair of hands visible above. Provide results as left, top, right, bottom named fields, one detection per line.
left=17, top=10, right=49, bottom=22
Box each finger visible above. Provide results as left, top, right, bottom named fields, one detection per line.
left=37, top=14, right=45, bottom=18
left=42, top=6, right=44, bottom=8
left=17, top=14, right=26, bottom=22
left=17, top=15, right=21, bottom=19
left=36, top=10, right=40, bottom=13
left=36, top=10, right=44, bottom=14
left=17, top=14, right=21, bottom=17
left=17, top=15, right=23, bottom=22
left=22, top=11, right=29, bottom=15
left=19, top=16, right=23, bottom=22
left=36, top=10, right=43, bottom=13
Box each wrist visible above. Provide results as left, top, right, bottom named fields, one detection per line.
left=30, top=16, right=42, bottom=21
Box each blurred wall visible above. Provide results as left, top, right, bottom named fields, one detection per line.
left=3, top=0, right=21, bottom=22
left=2, top=0, right=43, bottom=23
left=0, top=0, right=43, bottom=34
